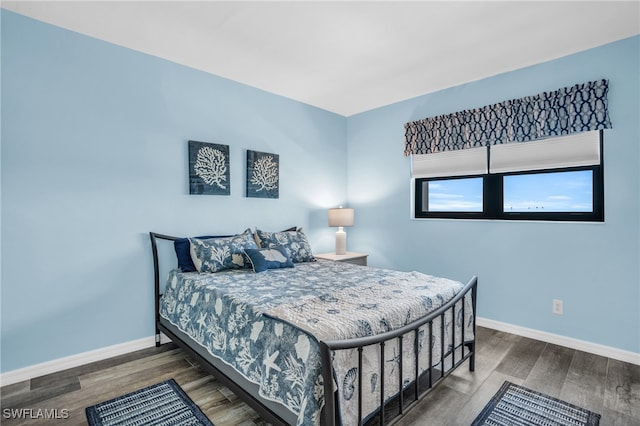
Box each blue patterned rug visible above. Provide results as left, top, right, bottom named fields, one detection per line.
left=86, top=379, right=213, bottom=426
left=472, top=381, right=600, bottom=426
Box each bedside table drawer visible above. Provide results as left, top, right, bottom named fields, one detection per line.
left=315, top=252, right=368, bottom=266
left=342, top=256, right=367, bottom=266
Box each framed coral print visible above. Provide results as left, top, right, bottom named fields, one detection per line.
left=246, top=150, right=279, bottom=199
left=188, top=140, right=230, bottom=195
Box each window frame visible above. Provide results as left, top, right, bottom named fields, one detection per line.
left=413, top=134, right=604, bottom=222
left=414, top=174, right=488, bottom=220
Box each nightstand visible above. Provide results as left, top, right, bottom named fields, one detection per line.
left=315, top=252, right=368, bottom=266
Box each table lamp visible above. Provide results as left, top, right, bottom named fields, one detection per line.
left=328, top=207, right=354, bottom=255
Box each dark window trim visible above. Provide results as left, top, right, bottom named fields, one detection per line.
left=414, top=133, right=604, bottom=222
left=498, top=165, right=604, bottom=222
left=414, top=174, right=486, bottom=220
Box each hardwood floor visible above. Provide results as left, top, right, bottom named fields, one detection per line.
left=2, top=327, right=638, bottom=425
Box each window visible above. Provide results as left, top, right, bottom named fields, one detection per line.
left=424, top=177, right=483, bottom=212
left=503, top=170, right=594, bottom=213
left=413, top=131, right=604, bottom=221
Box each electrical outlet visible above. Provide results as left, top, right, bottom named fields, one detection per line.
left=552, top=299, right=563, bottom=315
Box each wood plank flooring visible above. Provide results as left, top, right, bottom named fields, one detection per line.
left=2, top=327, right=638, bottom=425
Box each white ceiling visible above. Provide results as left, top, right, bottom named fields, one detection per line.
left=3, top=1, right=639, bottom=116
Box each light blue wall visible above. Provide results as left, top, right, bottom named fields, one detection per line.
left=2, top=10, right=638, bottom=374
left=347, top=36, right=640, bottom=354
left=1, top=11, right=345, bottom=372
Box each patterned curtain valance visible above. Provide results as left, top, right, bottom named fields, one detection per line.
left=404, top=79, right=611, bottom=156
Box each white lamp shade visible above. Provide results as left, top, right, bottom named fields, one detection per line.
left=328, top=208, right=354, bottom=227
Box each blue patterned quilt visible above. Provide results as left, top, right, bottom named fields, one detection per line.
left=159, top=260, right=473, bottom=425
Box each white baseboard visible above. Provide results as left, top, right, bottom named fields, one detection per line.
left=477, top=317, right=640, bottom=366
left=2, top=320, right=638, bottom=387
left=0, top=334, right=171, bottom=387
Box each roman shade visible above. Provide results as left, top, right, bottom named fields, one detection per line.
left=490, top=130, right=601, bottom=174
left=411, top=146, right=487, bottom=178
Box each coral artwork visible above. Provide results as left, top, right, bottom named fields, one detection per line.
left=189, top=141, right=230, bottom=195
left=251, top=155, right=278, bottom=191
left=195, top=146, right=227, bottom=189
left=247, top=150, right=279, bottom=198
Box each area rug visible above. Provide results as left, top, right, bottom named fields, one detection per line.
left=471, top=381, right=600, bottom=426
left=86, top=378, right=213, bottom=426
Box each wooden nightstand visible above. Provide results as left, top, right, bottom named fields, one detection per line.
left=315, top=252, right=368, bottom=266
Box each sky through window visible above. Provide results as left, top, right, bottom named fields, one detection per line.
left=427, top=171, right=592, bottom=213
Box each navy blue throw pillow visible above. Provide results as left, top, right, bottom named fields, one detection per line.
left=244, top=246, right=294, bottom=273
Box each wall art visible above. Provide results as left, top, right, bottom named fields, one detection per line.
left=188, top=140, right=230, bottom=195
left=246, top=150, right=279, bottom=199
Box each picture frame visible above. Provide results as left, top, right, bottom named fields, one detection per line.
left=246, top=150, right=279, bottom=199
left=188, top=140, right=230, bottom=195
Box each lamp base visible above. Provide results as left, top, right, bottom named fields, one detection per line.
left=335, top=227, right=347, bottom=255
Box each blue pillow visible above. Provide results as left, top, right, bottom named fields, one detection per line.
left=190, top=230, right=258, bottom=273
left=244, top=246, right=294, bottom=273
left=174, top=236, right=217, bottom=272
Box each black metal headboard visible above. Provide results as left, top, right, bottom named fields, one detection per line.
left=150, top=232, right=179, bottom=344
left=150, top=231, right=236, bottom=343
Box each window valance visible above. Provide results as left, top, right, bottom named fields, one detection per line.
left=404, top=79, right=611, bottom=156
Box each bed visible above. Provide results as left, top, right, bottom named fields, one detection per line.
left=150, top=229, right=477, bottom=426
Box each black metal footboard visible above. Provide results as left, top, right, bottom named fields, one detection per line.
left=319, top=276, right=477, bottom=426
left=150, top=232, right=477, bottom=426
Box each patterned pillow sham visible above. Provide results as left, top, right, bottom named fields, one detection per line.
left=244, top=246, right=295, bottom=273
left=189, top=230, right=258, bottom=273
left=253, top=226, right=297, bottom=247
left=256, top=228, right=315, bottom=263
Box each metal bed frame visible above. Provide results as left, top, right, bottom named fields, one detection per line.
left=150, top=231, right=477, bottom=425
